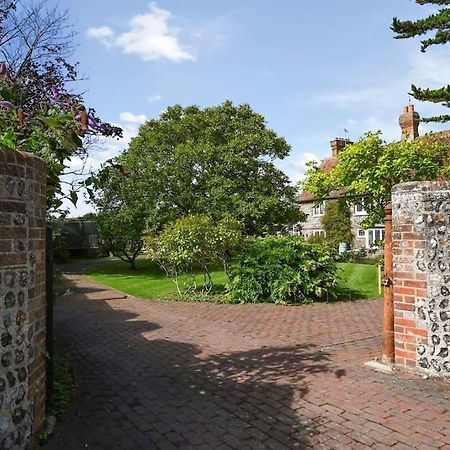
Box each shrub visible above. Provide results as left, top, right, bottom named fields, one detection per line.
left=228, top=236, right=338, bottom=304
left=321, top=199, right=353, bottom=252
left=148, top=215, right=243, bottom=294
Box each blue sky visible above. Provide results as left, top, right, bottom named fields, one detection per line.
left=61, top=0, right=450, bottom=215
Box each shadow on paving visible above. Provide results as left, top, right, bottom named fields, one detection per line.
left=44, top=273, right=347, bottom=450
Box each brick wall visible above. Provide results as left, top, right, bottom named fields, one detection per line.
left=0, top=148, right=47, bottom=448
left=392, top=180, right=450, bottom=375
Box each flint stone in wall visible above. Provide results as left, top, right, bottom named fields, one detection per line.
left=393, top=181, right=450, bottom=376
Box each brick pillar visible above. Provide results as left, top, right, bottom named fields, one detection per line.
left=392, top=180, right=450, bottom=375
left=0, top=148, right=47, bottom=448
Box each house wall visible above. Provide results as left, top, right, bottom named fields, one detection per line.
left=299, top=200, right=372, bottom=249
left=392, top=180, right=450, bottom=375
left=298, top=202, right=323, bottom=237
left=0, top=148, right=47, bottom=448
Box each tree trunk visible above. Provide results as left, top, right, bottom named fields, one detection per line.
left=129, top=259, right=137, bottom=271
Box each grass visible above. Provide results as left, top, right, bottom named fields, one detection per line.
left=47, top=346, right=74, bottom=417
left=336, top=262, right=381, bottom=300
left=85, top=259, right=228, bottom=299
left=85, top=258, right=381, bottom=302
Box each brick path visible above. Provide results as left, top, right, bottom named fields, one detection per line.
left=43, top=267, right=450, bottom=450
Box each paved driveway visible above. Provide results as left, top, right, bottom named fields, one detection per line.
left=43, top=267, right=450, bottom=449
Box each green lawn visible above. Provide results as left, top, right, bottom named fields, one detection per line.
left=85, top=259, right=228, bottom=299
left=84, top=258, right=381, bottom=301
left=336, top=262, right=381, bottom=300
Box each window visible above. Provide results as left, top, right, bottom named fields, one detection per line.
left=313, top=229, right=325, bottom=237
left=312, top=202, right=325, bottom=216
left=357, top=229, right=366, bottom=238
left=354, top=200, right=367, bottom=215
left=367, top=228, right=385, bottom=247
left=291, top=224, right=302, bottom=236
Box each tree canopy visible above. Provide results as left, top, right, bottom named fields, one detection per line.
left=302, top=133, right=450, bottom=226
left=392, top=0, right=450, bottom=123
left=95, top=101, right=301, bottom=236
left=91, top=162, right=148, bottom=269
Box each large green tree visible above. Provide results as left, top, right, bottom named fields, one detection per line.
left=103, top=101, right=301, bottom=235
left=302, top=133, right=449, bottom=226
left=392, top=0, right=450, bottom=123
left=90, top=163, right=149, bottom=270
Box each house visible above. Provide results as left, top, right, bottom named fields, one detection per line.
left=297, top=105, right=421, bottom=249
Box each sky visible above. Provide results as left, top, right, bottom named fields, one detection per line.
left=59, top=0, right=450, bottom=216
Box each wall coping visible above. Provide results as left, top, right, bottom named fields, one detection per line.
left=0, top=146, right=47, bottom=171
left=392, top=180, right=450, bottom=193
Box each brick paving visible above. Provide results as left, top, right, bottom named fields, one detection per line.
left=43, top=266, right=450, bottom=450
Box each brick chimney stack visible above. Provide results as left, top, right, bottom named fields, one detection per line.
left=330, top=138, right=353, bottom=157
left=399, top=105, right=420, bottom=141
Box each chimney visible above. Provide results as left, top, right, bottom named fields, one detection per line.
left=399, top=105, right=420, bottom=141
left=330, top=138, right=353, bottom=157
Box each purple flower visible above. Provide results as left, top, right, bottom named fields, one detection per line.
left=74, top=114, right=81, bottom=122
left=0, top=100, right=14, bottom=110
left=87, top=116, right=100, bottom=129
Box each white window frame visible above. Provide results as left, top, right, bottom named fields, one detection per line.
left=357, top=229, right=366, bottom=238
left=312, top=229, right=325, bottom=237
left=312, top=201, right=325, bottom=217
left=354, top=200, right=367, bottom=216
left=366, top=228, right=385, bottom=248
left=291, top=223, right=302, bottom=236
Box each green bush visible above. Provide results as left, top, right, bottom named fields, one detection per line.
left=321, top=199, right=353, bottom=253
left=228, top=236, right=338, bottom=304
left=148, top=215, right=243, bottom=294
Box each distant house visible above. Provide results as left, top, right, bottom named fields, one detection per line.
left=298, top=105, right=422, bottom=249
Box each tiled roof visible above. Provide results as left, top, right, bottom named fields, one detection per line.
left=298, top=188, right=347, bottom=203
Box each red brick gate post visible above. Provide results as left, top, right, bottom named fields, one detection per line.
left=382, top=203, right=395, bottom=364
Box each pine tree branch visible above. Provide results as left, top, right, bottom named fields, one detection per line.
left=411, top=84, right=450, bottom=103
left=392, top=8, right=450, bottom=51
left=416, top=0, right=450, bottom=5
left=421, top=115, right=450, bottom=123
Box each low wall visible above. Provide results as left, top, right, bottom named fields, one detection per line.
left=0, top=148, right=47, bottom=448
left=392, top=180, right=450, bottom=376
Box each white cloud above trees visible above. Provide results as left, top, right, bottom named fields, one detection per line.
left=86, top=4, right=194, bottom=62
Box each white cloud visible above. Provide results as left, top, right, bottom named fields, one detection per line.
left=119, top=111, right=148, bottom=124
left=146, top=94, right=163, bottom=103
left=410, top=47, right=450, bottom=87
left=87, top=4, right=194, bottom=62
left=86, top=26, right=114, bottom=40
left=282, top=152, right=320, bottom=185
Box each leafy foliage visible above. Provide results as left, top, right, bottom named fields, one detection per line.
left=302, top=132, right=449, bottom=226
left=0, top=1, right=122, bottom=210
left=47, top=346, right=73, bottom=417
left=321, top=199, right=353, bottom=252
left=392, top=1, right=450, bottom=123
left=106, top=101, right=301, bottom=235
left=96, top=202, right=146, bottom=270
left=228, top=236, right=339, bottom=304
left=148, top=215, right=243, bottom=294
